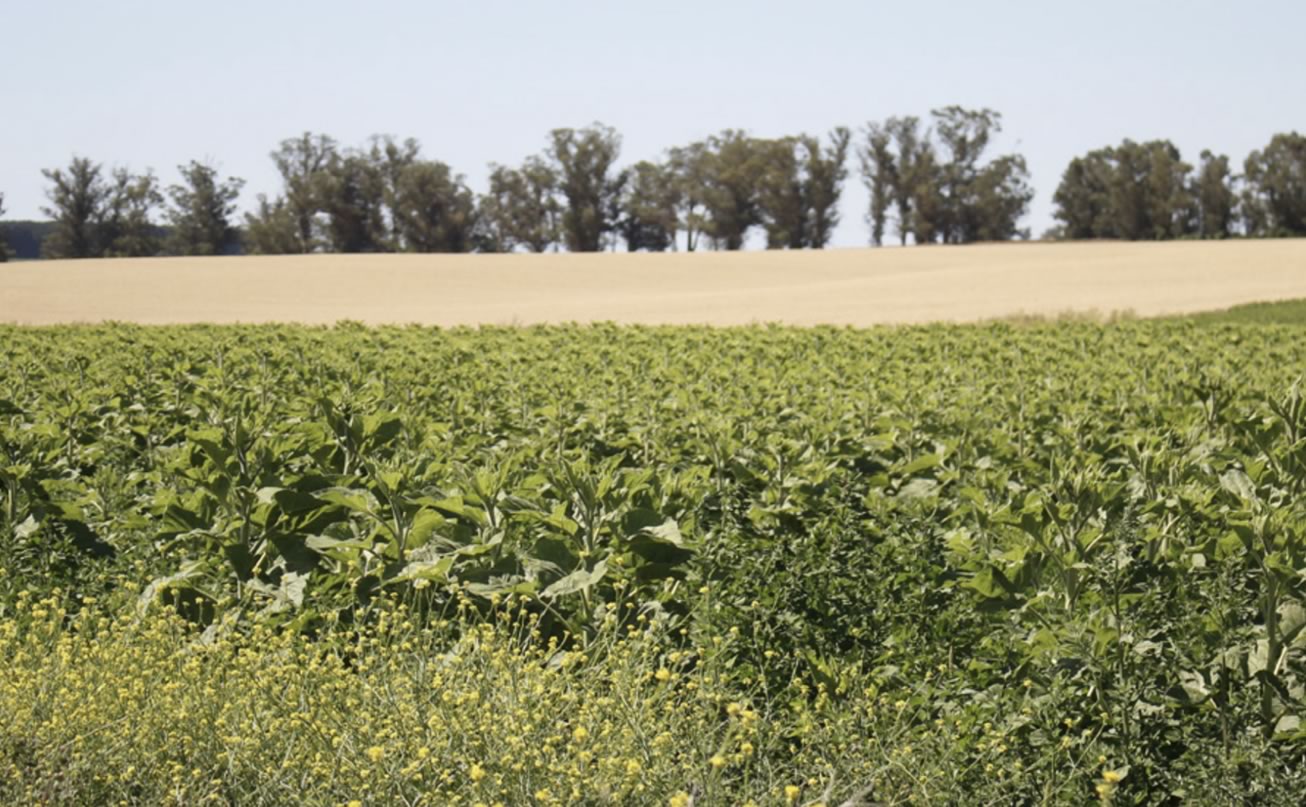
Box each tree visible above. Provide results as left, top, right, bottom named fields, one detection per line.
left=698, top=130, right=763, bottom=250
left=166, top=161, right=245, bottom=255
left=243, top=195, right=300, bottom=255
left=1242, top=132, right=1306, bottom=236
left=100, top=168, right=163, bottom=257
left=667, top=142, right=711, bottom=251
left=885, top=117, right=926, bottom=245
left=932, top=106, right=1000, bottom=243
left=1051, top=151, right=1113, bottom=239
left=478, top=158, right=561, bottom=253
left=390, top=159, right=477, bottom=253
left=803, top=127, right=851, bottom=248
left=753, top=127, right=850, bottom=249
left=907, top=145, right=943, bottom=245
left=859, top=124, right=895, bottom=246
left=269, top=132, right=337, bottom=252
left=755, top=136, right=807, bottom=249
left=369, top=136, right=422, bottom=249
left=316, top=150, right=387, bottom=253
left=40, top=157, right=160, bottom=258
left=616, top=160, right=680, bottom=252
left=547, top=124, right=626, bottom=251
left=1193, top=150, right=1236, bottom=239
left=969, top=154, right=1034, bottom=241
left=0, top=192, right=9, bottom=262
left=1053, top=140, right=1197, bottom=240
left=856, top=117, right=935, bottom=245
left=928, top=107, right=1031, bottom=243
left=41, top=157, right=109, bottom=259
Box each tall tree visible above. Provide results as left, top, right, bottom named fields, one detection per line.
left=1053, top=140, right=1197, bottom=240
left=390, top=159, right=477, bottom=253
left=547, top=124, right=625, bottom=252
left=803, top=127, right=851, bottom=248
left=667, top=142, right=711, bottom=251
left=755, top=136, right=807, bottom=249
left=932, top=106, right=1000, bottom=243
left=368, top=136, right=421, bottom=249
left=478, top=158, right=560, bottom=252
left=969, top=155, right=1034, bottom=241
left=243, top=195, right=300, bottom=255
left=1193, top=150, right=1236, bottom=239
left=858, top=124, right=896, bottom=246
left=1242, top=132, right=1306, bottom=236
left=166, top=161, right=245, bottom=255
left=907, top=145, right=943, bottom=245
left=699, top=130, right=763, bottom=250
left=41, top=157, right=109, bottom=259
left=885, top=117, right=926, bottom=244
left=269, top=132, right=337, bottom=252
left=1051, top=151, right=1113, bottom=239
left=753, top=128, right=849, bottom=249
left=316, top=150, right=387, bottom=253
left=618, top=159, right=680, bottom=252
left=100, top=168, right=163, bottom=257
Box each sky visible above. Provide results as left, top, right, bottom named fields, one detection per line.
left=2, top=0, right=1304, bottom=248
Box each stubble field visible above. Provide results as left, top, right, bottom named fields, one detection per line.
left=2, top=239, right=1305, bottom=325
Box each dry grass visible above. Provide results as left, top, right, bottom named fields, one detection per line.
left=2, top=239, right=1305, bottom=326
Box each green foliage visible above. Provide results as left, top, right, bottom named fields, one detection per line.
left=1243, top=132, right=1306, bottom=237
left=1053, top=139, right=1217, bottom=241
left=857, top=124, right=895, bottom=246
left=754, top=128, right=852, bottom=249
left=618, top=159, right=680, bottom=252
left=39, top=158, right=162, bottom=259
left=166, top=161, right=245, bottom=256
left=315, top=150, right=388, bottom=253
left=1185, top=298, right=1306, bottom=326
left=389, top=158, right=478, bottom=253
left=478, top=158, right=561, bottom=253
left=696, top=129, right=764, bottom=250
left=1194, top=150, right=1237, bottom=239
left=547, top=124, right=626, bottom=252
left=40, top=157, right=107, bottom=258
left=858, top=109, right=1030, bottom=245
left=8, top=317, right=1306, bottom=800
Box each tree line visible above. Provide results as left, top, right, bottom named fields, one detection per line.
left=1049, top=133, right=1306, bottom=240
left=2, top=116, right=1303, bottom=261
left=3, top=109, right=1029, bottom=259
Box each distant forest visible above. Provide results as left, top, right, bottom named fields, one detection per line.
left=1, top=113, right=1303, bottom=261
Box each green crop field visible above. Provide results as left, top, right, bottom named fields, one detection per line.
left=3, top=316, right=1306, bottom=805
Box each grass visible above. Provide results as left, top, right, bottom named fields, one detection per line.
left=1183, top=297, right=1306, bottom=325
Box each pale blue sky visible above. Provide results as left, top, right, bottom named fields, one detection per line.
left=3, top=0, right=1303, bottom=247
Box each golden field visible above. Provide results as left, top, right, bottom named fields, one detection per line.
left=2, top=239, right=1304, bottom=326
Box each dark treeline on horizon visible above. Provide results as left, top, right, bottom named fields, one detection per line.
left=1, top=113, right=1304, bottom=262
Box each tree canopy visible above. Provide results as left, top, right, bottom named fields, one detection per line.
left=21, top=116, right=1304, bottom=258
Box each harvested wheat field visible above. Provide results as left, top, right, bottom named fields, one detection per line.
left=2, top=239, right=1304, bottom=326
